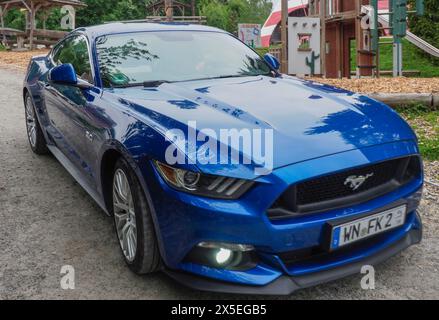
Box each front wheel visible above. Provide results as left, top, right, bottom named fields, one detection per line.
left=24, top=93, right=49, bottom=155
left=112, top=158, right=161, bottom=274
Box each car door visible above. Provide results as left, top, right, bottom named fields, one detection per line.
left=44, top=34, right=102, bottom=188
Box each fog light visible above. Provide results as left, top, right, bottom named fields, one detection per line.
left=185, top=242, right=257, bottom=270
left=215, top=248, right=233, bottom=265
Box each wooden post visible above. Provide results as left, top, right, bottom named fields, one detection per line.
left=191, top=0, right=195, bottom=16
left=0, top=5, right=6, bottom=46
left=309, top=0, right=315, bottom=15
left=42, top=9, right=48, bottom=30
left=165, top=0, right=173, bottom=21
left=355, top=0, right=361, bottom=78
left=335, top=22, right=341, bottom=78
left=320, top=0, right=326, bottom=77
left=17, top=36, right=24, bottom=49
left=29, top=0, right=35, bottom=50
left=376, top=41, right=380, bottom=78
left=280, top=0, right=288, bottom=74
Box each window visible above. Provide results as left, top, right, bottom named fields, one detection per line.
left=298, top=34, right=312, bottom=51
left=52, top=35, right=93, bottom=83
left=95, top=31, right=272, bottom=88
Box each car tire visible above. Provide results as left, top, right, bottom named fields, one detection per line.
left=112, top=157, right=161, bottom=274
left=24, top=92, right=49, bottom=155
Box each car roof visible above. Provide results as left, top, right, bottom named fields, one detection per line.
left=75, top=22, right=227, bottom=39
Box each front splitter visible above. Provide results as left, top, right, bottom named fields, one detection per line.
left=164, top=222, right=422, bottom=296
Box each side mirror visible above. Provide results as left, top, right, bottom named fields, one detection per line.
left=263, top=53, right=280, bottom=71
left=49, top=63, right=78, bottom=85
left=49, top=63, right=93, bottom=89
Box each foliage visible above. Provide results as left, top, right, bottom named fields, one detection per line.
left=395, top=104, right=439, bottom=160
left=254, top=47, right=269, bottom=56
left=198, top=0, right=272, bottom=34
left=408, top=0, right=439, bottom=64
left=3, top=0, right=271, bottom=34
left=76, top=0, right=146, bottom=27
left=4, top=9, right=25, bottom=30
left=198, top=0, right=230, bottom=31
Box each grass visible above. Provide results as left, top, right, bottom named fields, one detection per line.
left=255, top=44, right=282, bottom=57
left=0, top=44, right=6, bottom=52
left=351, top=38, right=439, bottom=77
left=255, top=47, right=270, bottom=57
left=395, top=104, right=439, bottom=160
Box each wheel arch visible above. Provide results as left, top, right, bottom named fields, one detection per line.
left=100, top=148, right=123, bottom=215
left=98, top=141, right=168, bottom=265
left=23, top=87, right=29, bottom=100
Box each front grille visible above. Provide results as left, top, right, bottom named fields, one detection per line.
left=296, top=159, right=401, bottom=206
left=268, top=156, right=421, bottom=219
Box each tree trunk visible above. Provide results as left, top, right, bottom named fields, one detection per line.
left=281, top=0, right=288, bottom=73
left=0, top=6, right=7, bottom=46
left=191, top=0, right=195, bottom=16
left=165, top=0, right=173, bottom=21
left=29, top=1, right=35, bottom=50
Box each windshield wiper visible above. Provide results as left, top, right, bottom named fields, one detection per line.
left=112, top=80, right=171, bottom=88
left=142, top=80, right=171, bottom=87
left=186, top=74, right=270, bottom=82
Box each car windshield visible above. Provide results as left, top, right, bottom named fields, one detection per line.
left=95, top=31, right=272, bottom=88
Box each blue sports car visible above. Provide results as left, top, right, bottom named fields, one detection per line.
left=23, top=22, right=423, bottom=295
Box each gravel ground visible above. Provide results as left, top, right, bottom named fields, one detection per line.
left=0, top=67, right=438, bottom=300
left=307, top=77, right=439, bottom=94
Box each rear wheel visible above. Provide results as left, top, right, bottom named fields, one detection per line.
left=24, top=93, right=49, bottom=155
left=112, top=158, right=161, bottom=274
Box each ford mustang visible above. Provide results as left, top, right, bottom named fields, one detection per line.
left=23, top=22, right=423, bottom=295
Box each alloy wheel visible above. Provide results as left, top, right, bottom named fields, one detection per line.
left=25, top=97, right=37, bottom=148
left=113, top=169, right=138, bottom=262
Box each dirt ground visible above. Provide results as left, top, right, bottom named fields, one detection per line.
left=0, top=49, right=49, bottom=70
left=0, top=66, right=438, bottom=300
left=307, top=77, right=439, bottom=94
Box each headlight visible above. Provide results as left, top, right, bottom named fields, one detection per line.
left=153, top=161, right=254, bottom=199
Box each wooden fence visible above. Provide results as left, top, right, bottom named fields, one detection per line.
left=1, top=28, right=67, bottom=49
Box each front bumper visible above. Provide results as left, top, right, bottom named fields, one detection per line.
left=165, top=224, right=422, bottom=295
left=138, top=141, right=423, bottom=293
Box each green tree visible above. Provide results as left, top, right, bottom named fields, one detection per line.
left=76, top=0, right=146, bottom=27
left=199, top=0, right=271, bottom=34
left=199, top=0, right=230, bottom=31
left=3, top=0, right=272, bottom=34
left=408, top=0, right=439, bottom=63
left=4, top=9, right=25, bottom=30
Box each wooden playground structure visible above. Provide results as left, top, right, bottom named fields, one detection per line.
left=144, top=0, right=206, bottom=24
left=0, top=0, right=85, bottom=49
left=0, top=0, right=206, bottom=51
left=277, top=0, right=430, bottom=78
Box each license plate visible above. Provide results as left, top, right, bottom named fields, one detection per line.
left=330, top=205, right=407, bottom=250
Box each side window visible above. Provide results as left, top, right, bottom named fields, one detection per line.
left=52, top=36, right=93, bottom=84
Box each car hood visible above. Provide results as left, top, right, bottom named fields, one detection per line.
left=109, top=76, right=416, bottom=179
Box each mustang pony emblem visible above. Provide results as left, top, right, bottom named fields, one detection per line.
left=344, top=173, right=374, bottom=191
